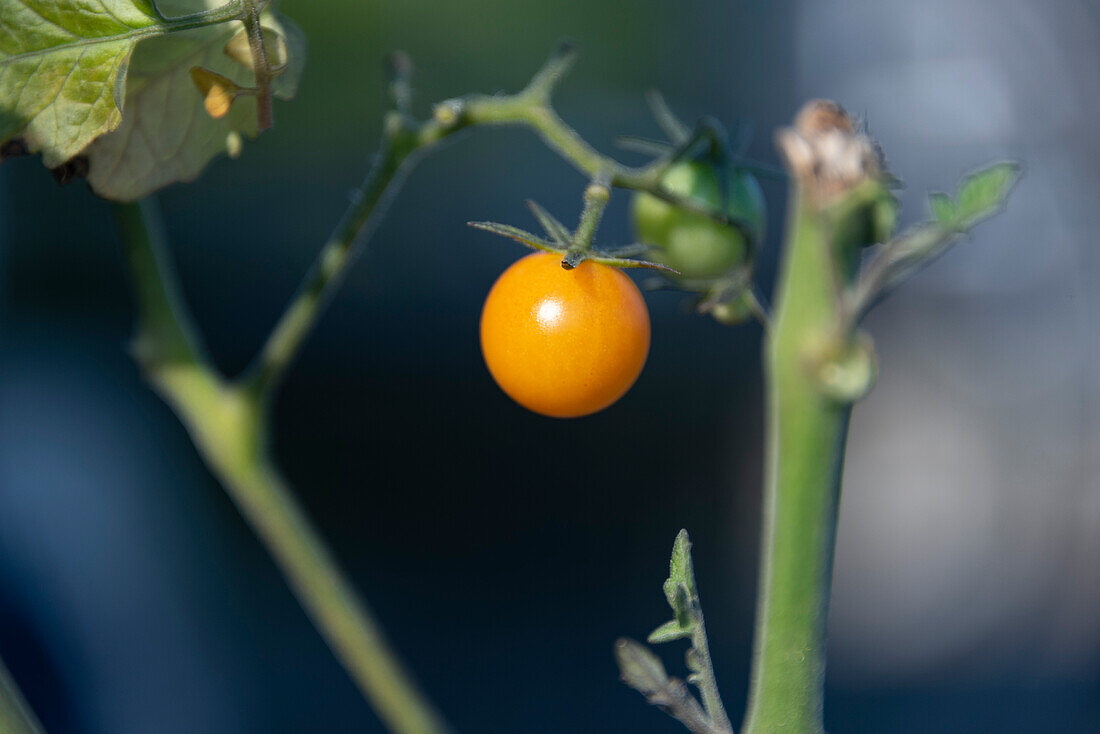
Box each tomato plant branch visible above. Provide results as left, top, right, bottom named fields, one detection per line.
left=112, top=200, right=453, bottom=734
left=617, top=531, right=733, bottom=734
left=0, top=658, right=45, bottom=734
left=615, top=638, right=727, bottom=734
left=248, top=43, right=747, bottom=397
left=563, top=179, right=611, bottom=267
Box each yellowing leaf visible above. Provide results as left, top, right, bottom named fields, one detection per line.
left=0, top=0, right=305, bottom=199
left=0, top=0, right=166, bottom=166
left=190, top=66, right=247, bottom=119
left=83, top=10, right=305, bottom=201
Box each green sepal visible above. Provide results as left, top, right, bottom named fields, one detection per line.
left=525, top=199, right=573, bottom=249
left=466, top=221, right=557, bottom=253
left=588, top=254, right=679, bottom=273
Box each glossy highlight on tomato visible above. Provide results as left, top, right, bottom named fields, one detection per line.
left=480, top=252, right=651, bottom=418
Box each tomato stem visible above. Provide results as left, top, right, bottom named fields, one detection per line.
left=742, top=102, right=887, bottom=734
left=240, top=0, right=274, bottom=131
left=569, top=179, right=612, bottom=259
left=742, top=195, right=855, bottom=734
left=112, top=199, right=454, bottom=734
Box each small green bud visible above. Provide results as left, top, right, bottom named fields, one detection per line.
left=432, top=100, right=463, bottom=127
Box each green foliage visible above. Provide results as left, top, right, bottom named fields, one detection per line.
left=0, top=0, right=167, bottom=166
left=952, top=161, right=1020, bottom=226
left=658, top=528, right=699, bottom=637
left=88, top=9, right=304, bottom=200
left=848, top=161, right=1022, bottom=318
left=928, top=162, right=1021, bottom=231
left=648, top=619, right=692, bottom=644
left=929, top=191, right=957, bottom=227
left=617, top=530, right=732, bottom=734
left=0, top=0, right=305, bottom=200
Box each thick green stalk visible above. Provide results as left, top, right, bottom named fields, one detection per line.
left=112, top=201, right=452, bottom=734
left=741, top=193, right=858, bottom=734
left=152, top=370, right=452, bottom=734
left=0, top=659, right=45, bottom=734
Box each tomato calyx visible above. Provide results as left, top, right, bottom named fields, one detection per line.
left=470, top=181, right=678, bottom=274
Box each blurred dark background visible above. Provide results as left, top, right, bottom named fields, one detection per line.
left=2, top=0, right=1098, bottom=732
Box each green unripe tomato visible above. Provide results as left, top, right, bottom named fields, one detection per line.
left=631, top=161, right=766, bottom=281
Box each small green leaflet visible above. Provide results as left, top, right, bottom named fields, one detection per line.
left=0, top=0, right=305, bottom=200
left=849, top=161, right=1021, bottom=319
left=928, top=161, right=1021, bottom=230
left=651, top=529, right=699, bottom=644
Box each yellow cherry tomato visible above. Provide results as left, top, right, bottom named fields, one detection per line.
left=480, top=252, right=651, bottom=418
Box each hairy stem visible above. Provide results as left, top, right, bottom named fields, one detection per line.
left=690, top=619, right=732, bottom=732
left=240, top=0, right=274, bottom=131
left=0, top=658, right=45, bottom=734
left=247, top=138, right=407, bottom=392
left=112, top=201, right=451, bottom=734
left=741, top=194, right=859, bottom=734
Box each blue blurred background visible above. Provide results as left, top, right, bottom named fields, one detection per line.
left=2, top=0, right=1099, bottom=732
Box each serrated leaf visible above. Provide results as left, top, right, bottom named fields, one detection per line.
left=614, top=638, right=669, bottom=696
left=648, top=619, right=693, bottom=644
left=954, top=162, right=1020, bottom=225
left=0, top=0, right=166, bottom=167
left=851, top=160, right=1021, bottom=320
left=83, top=5, right=305, bottom=200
